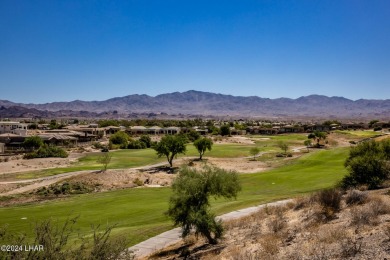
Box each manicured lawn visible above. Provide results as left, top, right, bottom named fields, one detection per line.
left=7, top=143, right=256, bottom=180
left=3, top=149, right=166, bottom=180
left=250, top=134, right=309, bottom=151
left=183, top=143, right=255, bottom=158
left=0, top=147, right=349, bottom=246
left=334, top=130, right=382, bottom=138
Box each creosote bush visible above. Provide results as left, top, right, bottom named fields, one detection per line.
left=341, top=140, right=390, bottom=189
left=345, top=189, right=368, bottom=206
left=0, top=217, right=133, bottom=260
left=24, top=144, right=68, bottom=159
left=313, top=188, right=342, bottom=221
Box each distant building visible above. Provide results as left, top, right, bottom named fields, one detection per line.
left=0, top=121, right=28, bottom=136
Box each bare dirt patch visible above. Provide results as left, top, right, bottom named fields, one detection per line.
left=190, top=157, right=270, bottom=173
left=70, top=168, right=175, bottom=191
left=213, top=135, right=255, bottom=145
left=0, top=153, right=82, bottom=175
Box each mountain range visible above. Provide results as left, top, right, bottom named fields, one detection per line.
left=0, top=90, right=389, bottom=119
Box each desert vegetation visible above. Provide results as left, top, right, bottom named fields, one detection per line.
left=0, top=216, right=134, bottom=260
left=167, top=166, right=240, bottom=244
left=0, top=126, right=388, bottom=257
left=151, top=188, right=390, bottom=259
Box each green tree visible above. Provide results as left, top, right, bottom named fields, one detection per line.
left=341, top=140, right=390, bottom=189
left=97, top=152, right=112, bottom=172
left=186, top=129, right=201, bottom=142
left=23, top=136, right=44, bottom=150
left=220, top=125, right=231, bottom=136
left=109, top=131, right=129, bottom=149
left=139, top=135, right=152, bottom=148
left=249, top=147, right=260, bottom=160
left=167, top=166, right=241, bottom=244
left=278, top=141, right=289, bottom=156
left=308, top=131, right=327, bottom=147
left=153, top=135, right=187, bottom=167
left=303, top=139, right=312, bottom=152
left=369, top=119, right=379, bottom=128
left=24, top=144, right=68, bottom=159
left=193, top=137, right=213, bottom=160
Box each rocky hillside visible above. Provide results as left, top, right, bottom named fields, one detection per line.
left=150, top=188, right=390, bottom=259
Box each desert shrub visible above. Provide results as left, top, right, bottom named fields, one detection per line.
left=312, top=188, right=342, bottom=221
left=220, top=125, right=231, bottom=136
left=341, top=140, right=390, bottom=189
left=293, top=197, right=311, bottom=210
left=384, top=225, right=390, bottom=240
left=368, top=196, right=390, bottom=216
left=0, top=217, right=133, bottom=260
left=267, top=215, right=287, bottom=234
left=36, top=182, right=93, bottom=196
left=350, top=206, right=377, bottom=226
left=127, top=139, right=147, bottom=149
left=133, top=178, right=143, bottom=186
left=349, top=196, right=389, bottom=227
left=139, top=135, right=152, bottom=148
left=228, top=246, right=260, bottom=260
left=340, top=236, right=363, bottom=257
left=316, top=226, right=347, bottom=244
left=22, top=136, right=44, bottom=149
left=24, top=144, right=68, bottom=159
left=316, top=188, right=342, bottom=211
left=259, top=234, right=280, bottom=256
left=345, top=189, right=368, bottom=206
left=92, top=142, right=104, bottom=149
left=185, top=129, right=201, bottom=142
left=109, top=131, right=129, bottom=149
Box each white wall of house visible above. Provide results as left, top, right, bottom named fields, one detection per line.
left=0, top=122, right=29, bottom=136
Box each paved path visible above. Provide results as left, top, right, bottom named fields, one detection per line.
left=128, top=199, right=292, bottom=259
left=0, top=170, right=97, bottom=196
left=0, top=153, right=269, bottom=195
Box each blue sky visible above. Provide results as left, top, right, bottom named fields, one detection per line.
left=0, top=0, right=389, bottom=103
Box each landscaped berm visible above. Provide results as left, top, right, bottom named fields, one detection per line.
left=0, top=130, right=389, bottom=259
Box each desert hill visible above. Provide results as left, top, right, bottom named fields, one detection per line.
left=1, top=90, right=389, bottom=119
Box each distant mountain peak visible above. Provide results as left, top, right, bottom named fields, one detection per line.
left=0, top=91, right=389, bottom=119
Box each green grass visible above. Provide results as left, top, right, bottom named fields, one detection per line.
left=250, top=134, right=308, bottom=151
left=0, top=147, right=349, bottom=246
left=334, top=130, right=382, bottom=138
left=4, top=144, right=256, bottom=180
left=0, top=149, right=167, bottom=180
left=183, top=143, right=255, bottom=158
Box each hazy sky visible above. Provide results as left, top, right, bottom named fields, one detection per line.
left=1, top=0, right=389, bottom=103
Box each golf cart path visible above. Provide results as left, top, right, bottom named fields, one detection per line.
left=0, top=148, right=307, bottom=196
left=0, top=158, right=189, bottom=185
left=128, top=199, right=293, bottom=259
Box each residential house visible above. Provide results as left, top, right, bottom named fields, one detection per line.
left=0, top=121, right=28, bottom=136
